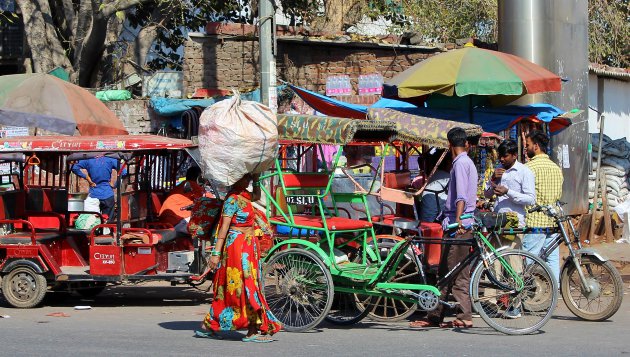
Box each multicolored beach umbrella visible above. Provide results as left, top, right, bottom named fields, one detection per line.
left=0, top=73, right=128, bottom=136
left=387, top=45, right=562, bottom=99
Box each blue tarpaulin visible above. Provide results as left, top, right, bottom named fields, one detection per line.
left=150, top=86, right=286, bottom=117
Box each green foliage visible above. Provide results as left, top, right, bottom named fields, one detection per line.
left=588, top=0, right=629, bottom=67
left=367, top=0, right=627, bottom=67
left=366, top=0, right=497, bottom=42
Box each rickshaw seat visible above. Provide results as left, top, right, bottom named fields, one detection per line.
left=93, top=236, right=115, bottom=245
left=26, top=187, right=68, bottom=213
left=0, top=190, right=67, bottom=244
left=272, top=215, right=372, bottom=230
left=282, top=173, right=330, bottom=188
left=0, top=231, right=61, bottom=244
left=383, top=171, right=411, bottom=190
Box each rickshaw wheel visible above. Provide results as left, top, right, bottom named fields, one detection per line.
left=1, top=266, right=48, bottom=308
left=354, top=239, right=422, bottom=322
left=263, top=249, right=334, bottom=332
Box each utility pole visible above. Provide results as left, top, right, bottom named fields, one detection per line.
left=259, top=0, right=277, bottom=113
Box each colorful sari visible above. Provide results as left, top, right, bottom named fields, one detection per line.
left=203, top=190, right=281, bottom=335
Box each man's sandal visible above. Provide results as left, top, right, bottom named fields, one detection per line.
left=409, top=319, right=440, bottom=328
left=439, top=319, right=473, bottom=328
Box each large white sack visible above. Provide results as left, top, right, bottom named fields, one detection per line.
left=198, top=93, right=278, bottom=186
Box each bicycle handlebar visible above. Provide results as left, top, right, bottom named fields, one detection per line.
left=445, top=213, right=476, bottom=231
left=528, top=205, right=543, bottom=213
left=527, top=203, right=561, bottom=218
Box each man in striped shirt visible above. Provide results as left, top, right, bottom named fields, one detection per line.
left=524, top=130, right=563, bottom=283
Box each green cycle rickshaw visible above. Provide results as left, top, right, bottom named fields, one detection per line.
left=259, top=113, right=558, bottom=335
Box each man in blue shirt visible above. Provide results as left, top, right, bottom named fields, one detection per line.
left=72, top=156, right=126, bottom=222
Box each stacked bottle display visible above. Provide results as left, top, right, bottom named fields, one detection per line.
left=325, top=75, right=352, bottom=96
left=358, top=74, right=383, bottom=95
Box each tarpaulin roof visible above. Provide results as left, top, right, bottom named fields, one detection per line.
left=368, top=108, right=484, bottom=148
left=288, top=84, right=571, bottom=135
left=289, top=84, right=417, bottom=119
left=277, top=114, right=396, bottom=145
left=150, top=85, right=287, bottom=117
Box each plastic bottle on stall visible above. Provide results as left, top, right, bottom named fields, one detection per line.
left=344, top=75, right=352, bottom=95
left=326, top=77, right=333, bottom=96
left=358, top=75, right=366, bottom=95
left=368, top=74, right=377, bottom=94
left=374, top=74, right=383, bottom=95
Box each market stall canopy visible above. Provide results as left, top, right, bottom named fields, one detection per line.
left=368, top=108, right=483, bottom=148
left=398, top=103, right=572, bottom=135
left=287, top=84, right=571, bottom=135
left=277, top=114, right=397, bottom=145
left=0, top=73, right=128, bottom=136
left=386, top=46, right=562, bottom=98
left=0, top=135, right=194, bottom=153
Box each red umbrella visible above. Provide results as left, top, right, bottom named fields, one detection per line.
left=0, top=73, right=128, bottom=136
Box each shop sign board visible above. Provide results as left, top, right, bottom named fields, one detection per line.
left=142, top=71, right=183, bottom=98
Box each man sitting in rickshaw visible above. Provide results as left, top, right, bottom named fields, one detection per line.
left=158, top=166, right=204, bottom=235
left=415, top=149, right=451, bottom=223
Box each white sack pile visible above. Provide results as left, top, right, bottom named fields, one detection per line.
left=590, top=133, right=630, bottom=208
left=198, top=93, right=278, bottom=186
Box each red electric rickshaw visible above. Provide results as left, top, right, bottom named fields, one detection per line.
left=0, top=135, right=218, bottom=308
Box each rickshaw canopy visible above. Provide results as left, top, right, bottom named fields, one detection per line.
left=0, top=135, right=195, bottom=153
left=277, top=114, right=397, bottom=145
left=368, top=108, right=483, bottom=148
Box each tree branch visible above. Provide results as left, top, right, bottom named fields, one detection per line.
left=100, top=0, right=154, bottom=17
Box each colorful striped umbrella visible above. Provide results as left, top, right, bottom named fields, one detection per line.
left=0, top=73, right=128, bottom=136
left=387, top=45, right=562, bottom=98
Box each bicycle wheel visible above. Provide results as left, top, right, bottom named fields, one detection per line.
left=561, top=256, right=623, bottom=321
left=262, top=249, right=334, bottom=332
left=470, top=249, right=558, bottom=335
left=325, top=292, right=370, bottom=325
left=354, top=239, right=423, bottom=322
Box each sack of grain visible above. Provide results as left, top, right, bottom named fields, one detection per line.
left=198, top=92, right=278, bottom=186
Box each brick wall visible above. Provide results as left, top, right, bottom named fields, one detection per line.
left=104, top=100, right=158, bottom=134
left=183, top=36, right=442, bottom=97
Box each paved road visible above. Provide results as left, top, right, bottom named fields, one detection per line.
left=1, top=282, right=629, bottom=357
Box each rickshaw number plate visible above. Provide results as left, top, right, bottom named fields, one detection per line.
left=286, top=195, right=315, bottom=205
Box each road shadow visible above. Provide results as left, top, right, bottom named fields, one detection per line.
left=0, top=284, right=212, bottom=308
left=158, top=321, right=256, bottom=342
left=159, top=320, right=201, bottom=331
left=551, top=314, right=614, bottom=322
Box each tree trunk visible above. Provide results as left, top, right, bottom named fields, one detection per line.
left=17, top=0, right=74, bottom=75
left=312, top=0, right=363, bottom=33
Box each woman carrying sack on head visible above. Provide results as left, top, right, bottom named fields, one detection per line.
left=195, top=173, right=281, bottom=343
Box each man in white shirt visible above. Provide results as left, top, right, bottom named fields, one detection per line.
left=484, top=140, right=536, bottom=229
left=483, top=139, right=536, bottom=319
